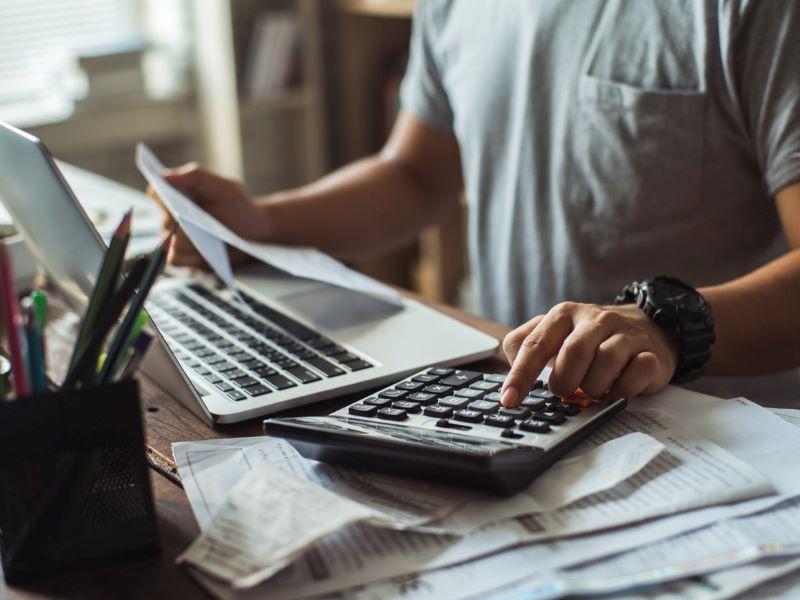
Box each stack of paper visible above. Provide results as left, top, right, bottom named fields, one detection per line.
left=171, top=384, right=800, bottom=599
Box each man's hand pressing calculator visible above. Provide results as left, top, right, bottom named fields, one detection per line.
left=264, top=367, right=626, bottom=495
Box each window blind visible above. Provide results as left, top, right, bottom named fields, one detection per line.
left=0, top=0, right=142, bottom=106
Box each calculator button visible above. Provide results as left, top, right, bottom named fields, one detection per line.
left=423, top=405, right=453, bottom=418
left=440, top=371, right=483, bottom=387
left=533, top=411, right=566, bottom=424
left=484, top=414, right=515, bottom=428
left=532, top=379, right=546, bottom=389
left=498, top=406, right=531, bottom=419
left=413, top=374, right=440, bottom=384
left=423, top=384, right=452, bottom=396
left=501, top=429, right=524, bottom=439
left=379, top=389, right=408, bottom=400
left=547, top=401, right=581, bottom=416
left=439, top=396, right=471, bottom=409
left=522, top=398, right=547, bottom=410
left=428, top=367, right=455, bottom=376
left=454, top=388, right=483, bottom=399
left=349, top=404, right=377, bottom=417
left=364, top=397, right=393, bottom=408
left=468, top=400, right=498, bottom=414
left=530, top=388, right=557, bottom=401
left=392, top=400, right=421, bottom=413
left=519, top=419, right=552, bottom=433
left=453, top=409, right=484, bottom=423
left=564, top=393, right=594, bottom=408
left=407, top=392, right=437, bottom=405
left=377, top=407, right=408, bottom=421
left=471, top=381, right=500, bottom=392
left=397, top=381, right=425, bottom=392
left=483, top=373, right=506, bottom=384
left=483, top=391, right=502, bottom=402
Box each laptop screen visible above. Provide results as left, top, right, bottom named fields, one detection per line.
left=0, top=121, right=106, bottom=308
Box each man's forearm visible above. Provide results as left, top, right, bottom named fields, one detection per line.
left=255, top=154, right=458, bottom=260
left=701, top=248, right=800, bottom=375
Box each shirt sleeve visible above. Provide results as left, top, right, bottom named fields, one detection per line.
left=732, top=0, right=800, bottom=196
left=399, top=0, right=454, bottom=132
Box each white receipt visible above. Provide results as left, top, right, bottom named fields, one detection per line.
left=135, top=144, right=402, bottom=305
left=178, top=463, right=378, bottom=588
left=505, top=496, right=800, bottom=599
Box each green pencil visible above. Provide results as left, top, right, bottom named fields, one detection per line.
left=67, top=210, right=132, bottom=372
left=98, top=230, right=172, bottom=383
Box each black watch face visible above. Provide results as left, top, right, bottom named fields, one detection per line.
left=650, top=282, right=701, bottom=311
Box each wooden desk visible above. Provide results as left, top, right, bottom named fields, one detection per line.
left=6, top=294, right=508, bottom=599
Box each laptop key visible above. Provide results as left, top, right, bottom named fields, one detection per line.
left=346, top=360, right=372, bottom=371
left=243, top=384, right=271, bottom=396
left=215, top=382, right=233, bottom=392
left=287, top=367, right=321, bottom=384
left=227, top=390, right=246, bottom=401
left=253, top=365, right=278, bottom=378
left=264, top=374, right=296, bottom=390
left=305, top=357, right=345, bottom=377
left=330, top=351, right=359, bottom=363
left=232, top=376, right=258, bottom=388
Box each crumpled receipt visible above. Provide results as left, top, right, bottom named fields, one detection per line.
left=440, top=432, right=666, bottom=533
left=177, top=432, right=664, bottom=589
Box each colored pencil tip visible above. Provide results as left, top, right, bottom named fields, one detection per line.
left=114, top=209, right=133, bottom=238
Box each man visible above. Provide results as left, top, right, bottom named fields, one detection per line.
left=161, top=1, right=800, bottom=406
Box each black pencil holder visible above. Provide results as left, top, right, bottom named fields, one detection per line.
left=0, top=379, right=159, bottom=583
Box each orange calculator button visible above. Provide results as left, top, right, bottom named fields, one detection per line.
left=563, top=389, right=594, bottom=408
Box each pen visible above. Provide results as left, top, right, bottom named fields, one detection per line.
left=67, top=210, right=131, bottom=373
left=98, top=230, right=172, bottom=383
left=21, top=297, right=46, bottom=393
left=0, top=242, right=29, bottom=397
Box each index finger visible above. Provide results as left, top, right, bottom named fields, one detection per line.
left=501, top=308, right=574, bottom=407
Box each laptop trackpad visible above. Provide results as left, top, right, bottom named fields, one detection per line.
left=278, top=285, right=401, bottom=331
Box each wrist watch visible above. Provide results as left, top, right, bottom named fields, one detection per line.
left=615, top=276, right=715, bottom=384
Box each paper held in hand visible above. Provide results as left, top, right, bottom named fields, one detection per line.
left=135, top=143, right=402, bottom=306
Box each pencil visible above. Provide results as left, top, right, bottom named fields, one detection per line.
left=62, top=255, right=149, bottom=389
left=22, top=298, right=46, bottom=393
left=98, top=230, right=172, bottom=383
left=0, top=242, right=29, bottom=397
left=67, top=210, right=132, bottom=373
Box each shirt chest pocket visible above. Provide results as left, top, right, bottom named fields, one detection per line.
left=571, top=74, right=706, bottom=232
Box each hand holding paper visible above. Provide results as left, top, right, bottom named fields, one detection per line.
left=135, top=144, right=402, bottom=306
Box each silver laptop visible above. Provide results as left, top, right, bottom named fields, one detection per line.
left=0, top=121, right=498, bottom=423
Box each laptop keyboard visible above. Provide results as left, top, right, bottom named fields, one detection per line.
left=147, top=284, right=374, bottom=401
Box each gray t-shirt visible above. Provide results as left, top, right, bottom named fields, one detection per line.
left=400, top=0, right=800, bottom=405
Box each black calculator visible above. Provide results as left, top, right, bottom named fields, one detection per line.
left=263, top=367, right=626, bottom=495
